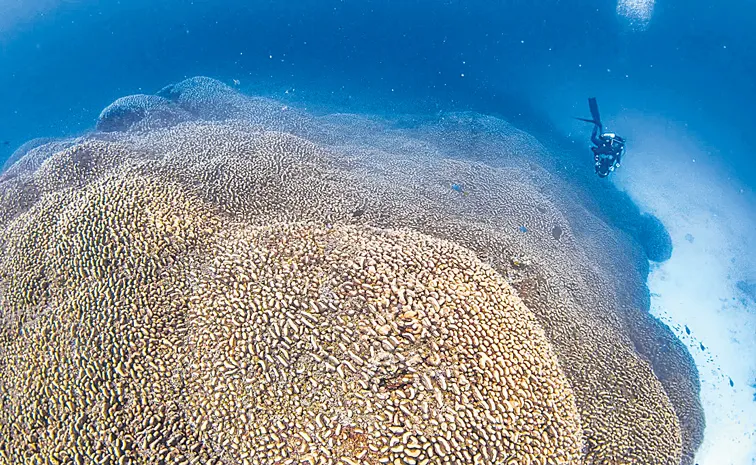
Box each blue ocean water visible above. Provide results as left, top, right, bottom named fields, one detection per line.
left=1, top=0, right=755, bottom=464
left=2, top=0, right=754, bottom=179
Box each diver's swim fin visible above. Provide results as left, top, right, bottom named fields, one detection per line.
left=588, top=97, right=602, bottom=127
left=574, top=98, right=603, bottom=128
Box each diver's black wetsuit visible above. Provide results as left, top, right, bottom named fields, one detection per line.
left=578, top=98, right=626, bottom=178
left=591, top=124, right=625, bottom=177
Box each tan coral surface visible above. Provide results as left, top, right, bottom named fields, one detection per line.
left=0, top=168, right=582, bottom=464
left=0, top=87, right=697, bottom=464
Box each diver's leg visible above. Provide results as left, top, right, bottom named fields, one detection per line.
left=591, top=123, right=602, bottom=146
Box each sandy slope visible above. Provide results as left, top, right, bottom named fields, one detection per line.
left=614, top=116, right=756, bottom=465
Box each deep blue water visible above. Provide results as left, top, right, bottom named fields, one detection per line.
left=1, top=0, right=754, bottom=185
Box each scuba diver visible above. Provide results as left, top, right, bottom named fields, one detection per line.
left=576, top=97, right=626, bottom=178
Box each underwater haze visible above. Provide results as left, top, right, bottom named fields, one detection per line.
left=1, top=0, right=755, bottom=464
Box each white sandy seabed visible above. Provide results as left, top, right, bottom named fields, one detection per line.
left=613, top=115, right=756, bottom=465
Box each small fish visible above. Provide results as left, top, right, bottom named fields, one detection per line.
left=2, top=141, right=9, bottom=146
left=685, top=325, right=690, bottom=335
left=451, top=183, right=469, bottom=197
left=352, top=207, right=365, bottom=218
left=233, top=79, right=240, bottom=86
left=729, top=377, right=734, bottom=387
left=519, top=225, right=528, bottom=233
left=700, top=342, right=706, bottom=351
